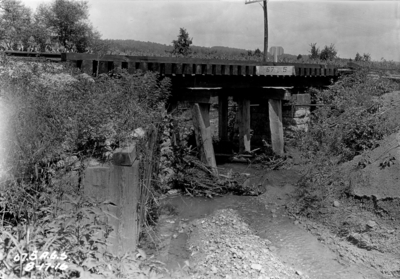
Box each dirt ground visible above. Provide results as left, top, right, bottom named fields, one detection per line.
left=140, top=162, right=397, bottom=278
left=141, top=91, right=400, bottom=278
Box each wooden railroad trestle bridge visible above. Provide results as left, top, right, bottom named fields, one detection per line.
left=60, top=53, right=341, bottom=171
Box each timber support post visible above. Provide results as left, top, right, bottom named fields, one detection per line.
left=167, top=100, right=181, bottom=147
left=218, top=94, right=229, bottom=142
left=192, top=103, right=218, bottom=175
left=268, top=99, right=284, bottom=155
left=237, top=96, right=251, bottom=153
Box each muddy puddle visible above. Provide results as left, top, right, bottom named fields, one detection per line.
left=154, top=166, right=389, bottom=278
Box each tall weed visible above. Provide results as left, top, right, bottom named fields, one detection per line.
left=299, top=68, right=399, bottom=162
left=0, top=53, right=171, bottom=278
left=293, top=68, right=400, bottom=212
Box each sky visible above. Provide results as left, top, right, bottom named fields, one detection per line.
left=21, top=0, right=400, bottom=61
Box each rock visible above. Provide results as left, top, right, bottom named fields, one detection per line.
left=293, top=116, right=310, bottom=125
left=268, top=246, right=277, bottom=252
left=167, top=189, right=178, bottom=195
left=78, top=73, right=94, bottom=83
left=296, top=270, right=303, bottom=276
left=87, top=158, right=101, bottom=167
left=333, top=200, right=340, bottom=207
left=294, top=108, right=310, bottom=118
left=294, top=220, right=300, bottom=225
left=133, top=127, right=145, bottom=139
left=251, top=263, right=262, bottom=271
left=366, top=220, right=377, bottom=228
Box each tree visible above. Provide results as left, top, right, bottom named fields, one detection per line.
left=254, top=48, right=262, bottom=57
left=171, top=28, right=192, bottom=56
left=35, top=0, right=99, bottom=52
left=319, top=44, right=337, bottom=61
left=309, top=43, right=320, bottom=60
left=363, top=53, right=371, bottom=62
left=297, top=54, right=303, bottom=60
left=0, top=0, right=32, bottom=50
left=355, top=52, right=371, bottom=62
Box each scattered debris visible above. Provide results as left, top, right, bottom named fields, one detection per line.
left=174, top=155, right=266, bottom=197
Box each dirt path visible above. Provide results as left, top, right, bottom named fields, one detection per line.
left=144, top=163, right=395, bottom=278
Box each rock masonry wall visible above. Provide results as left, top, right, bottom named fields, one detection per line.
left=250, top=93, right=311, bottom=147
left=283, top=93, right=311, bottom=133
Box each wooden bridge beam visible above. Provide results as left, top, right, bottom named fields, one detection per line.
left=169, top=89, right=218, bottom=174
left=81, top=60, right=93, bottom=75
left=236, top=96, right=251, bottom=153
left=192, top=103, right=218, bottom=175
left=218, top=94, right=229, bottom=142
left=268, top=99, right=284, bottom=156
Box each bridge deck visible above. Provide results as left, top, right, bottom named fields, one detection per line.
left=61, top=53, right=339, bottom=78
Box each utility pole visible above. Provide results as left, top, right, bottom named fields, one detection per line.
left=246, top=0, right=268, bottom=62
left=262, top=0, right=268, bottom=62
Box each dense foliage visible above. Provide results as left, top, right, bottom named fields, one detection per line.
left=0, top=53, right=171, bottom=278
left=0, top=0, right=100, bottom=52
left=291, top=67, right=400, bottom=214
left=299, top=68, right=399, bottom=162
left=35, top=0, right=100, bottom=52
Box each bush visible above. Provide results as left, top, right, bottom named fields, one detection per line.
left=290, top=67, right=400, bottom=216
left=0, top=53, right=171, bottom=278
left=298, top=68, right=399, bottom=162
left=1, top=55, right=170, bottom=181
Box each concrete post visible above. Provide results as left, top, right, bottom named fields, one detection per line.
left=83, top=143, right=139, bottom=256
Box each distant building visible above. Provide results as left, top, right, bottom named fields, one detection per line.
left=269, top=46, right=284, bottom=56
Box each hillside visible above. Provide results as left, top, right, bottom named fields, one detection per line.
left=101, top=39, right=362, bottom=66
left=103, top=39, right=249, bottom=56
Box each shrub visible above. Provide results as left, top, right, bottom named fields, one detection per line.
left=0, top=53, right=171, bottom=278
left=298, top=68, right=399, bottom=162
left=291, top=67, right=400, bottom=215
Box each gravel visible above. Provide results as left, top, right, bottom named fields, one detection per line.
left=186, top=209, right=308, bottom=279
